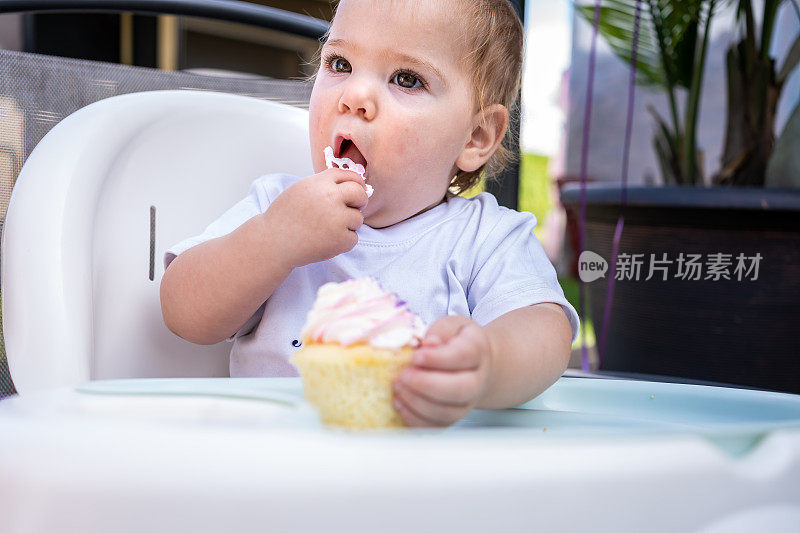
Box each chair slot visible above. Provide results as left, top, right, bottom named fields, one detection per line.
left=150, top=205, right=156, bottom=281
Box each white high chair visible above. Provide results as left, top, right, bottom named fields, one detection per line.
left=4, top=91, right=800, bottom=533
left=1, top=90, right=313, bottom=392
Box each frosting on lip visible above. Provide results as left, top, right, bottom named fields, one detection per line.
left=300, top=278, right=427, bottom=349
left=324, top=146, right=374, bottom=197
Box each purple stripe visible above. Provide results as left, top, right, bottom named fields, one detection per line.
left=597, top=0, right=642, bottom=363
left=599, top=215, right=624, bottom=357
left=577, top=0, right=603, bottom=371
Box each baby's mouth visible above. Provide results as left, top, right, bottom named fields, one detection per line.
left=335, top=137, right=369, bottom=178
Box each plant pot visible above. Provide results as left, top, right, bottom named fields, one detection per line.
left=560, top=184, right=800, bottom=394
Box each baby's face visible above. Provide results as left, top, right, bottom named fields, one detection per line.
left=309, top=0, right=476, bottom=228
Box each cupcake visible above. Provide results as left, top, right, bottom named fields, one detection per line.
left=290, top=278, right=426, bottom=429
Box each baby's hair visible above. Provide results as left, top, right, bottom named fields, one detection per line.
left=306, top=0, right=524, bottom=195
left=452, top=0, right=524, bottom=194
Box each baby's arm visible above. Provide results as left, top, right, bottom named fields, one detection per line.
left=160, top=213, right=293, bottom=345
left=393, top=303, right=572, bottom=426
left=479, top=303, right=572, bottom=408
left=160, top=169, right=369, bottom=345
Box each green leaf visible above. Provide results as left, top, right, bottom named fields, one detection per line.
left=765, top=102, right=800, bottom=188
left=576, top=1, right=665, bottom=87
left=648, top=105, right=682, bottom=183
left=777, top=32, right=800, bottom=85
left=576, top=0, right=712, bottom=90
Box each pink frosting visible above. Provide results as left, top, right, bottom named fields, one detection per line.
left=300, top=278, right=427, bottom=349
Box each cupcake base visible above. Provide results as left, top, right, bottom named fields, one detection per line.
left=291, top=343, right=413, bottom=429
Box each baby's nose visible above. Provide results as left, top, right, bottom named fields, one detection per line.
left=338, top=78, right=377, bottom=120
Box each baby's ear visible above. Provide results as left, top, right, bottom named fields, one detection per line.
left=456, top=104, right=509, bottom=173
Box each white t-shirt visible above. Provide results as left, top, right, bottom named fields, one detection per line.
left=165, top=173, right=580, bottom=377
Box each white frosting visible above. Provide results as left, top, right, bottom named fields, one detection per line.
left=301, top=278, right=426, bottom=349
left=324, top=146, right=374, bottom=197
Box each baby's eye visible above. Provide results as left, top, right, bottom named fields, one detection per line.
left=330, top=57, right=351, bottom=73
left=393, top=71, right=423, bottom=89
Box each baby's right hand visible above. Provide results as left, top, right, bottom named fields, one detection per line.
left=263, top=168, right=369, bottom=268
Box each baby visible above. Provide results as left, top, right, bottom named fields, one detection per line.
left=161, top=0, right=579, bottom=427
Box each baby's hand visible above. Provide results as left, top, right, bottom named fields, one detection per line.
left=393, top=316, right=492, bottom=427
left=264, top=168, right=369, bottom=268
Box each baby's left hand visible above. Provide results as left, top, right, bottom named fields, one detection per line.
left=393, top=316, right=492, bottom=427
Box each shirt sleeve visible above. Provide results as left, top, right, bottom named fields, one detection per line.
left=468, top=207, right=580, bottom=343
left=163, top=173, right=297, bottom=269
left=162, top=173, right=298, bottom=340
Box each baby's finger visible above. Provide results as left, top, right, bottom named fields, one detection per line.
left=327, top=167, right=368, bottom=187
left=397, top=368, right=478, bottom=406
left=344, top=208, right=364, bottom=231
left=393, top=382, right=462, bottom=427
left=413, top=337, right=481, bottom=371
left=393, top=396, right=436, bottom=427
left=424, top=315, right=471, bottom=344
left=338, top=180, right=369, bottom=209
left=420, top=334, right=442, bottom=348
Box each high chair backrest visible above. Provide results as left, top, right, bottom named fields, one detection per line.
left=1, top=90, right=313, bottom=392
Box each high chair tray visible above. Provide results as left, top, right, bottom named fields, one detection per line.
left=73, top=376, right=800, bottom=441
left=2, top=376, right=800, bottom=533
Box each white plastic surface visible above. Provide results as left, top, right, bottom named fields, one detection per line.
left=1, top=380, right=799, bottom=533
left=1, top=90, right=313, bottom=392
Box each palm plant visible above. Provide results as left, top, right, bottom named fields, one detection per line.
left=716, top=0, right=800, bottom=186
left=578, top=0, right=800, bottom=186
left=578, top=0, right=718, bottom=185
